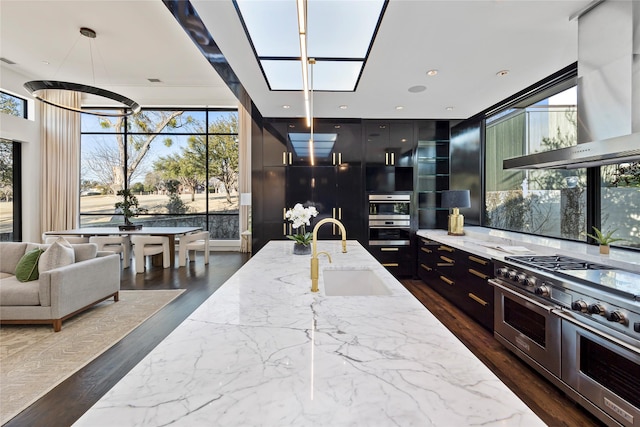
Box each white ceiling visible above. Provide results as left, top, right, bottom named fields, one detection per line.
left=0, top=0, right=590, bottom=120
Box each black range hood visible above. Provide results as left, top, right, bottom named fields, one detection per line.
left=503, top=132, right=640, bottom=170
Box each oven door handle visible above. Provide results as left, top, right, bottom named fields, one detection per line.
left=490, top=279, right=556, bottom=313
left=553, top=309, right=640, bottom=356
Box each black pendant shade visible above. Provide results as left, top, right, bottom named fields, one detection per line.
left=24, top=80, right=141, bottom=116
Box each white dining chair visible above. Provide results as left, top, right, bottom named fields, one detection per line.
left=43, top=235, right=90, bottom=244
left=89, top=235, right=131, bottom=268
left=178, top=231, right=210, bottom=267
left=131, top=235, right=171, bottom=273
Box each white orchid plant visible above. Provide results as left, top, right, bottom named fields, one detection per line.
left=285, top=203, right=319, bottom=246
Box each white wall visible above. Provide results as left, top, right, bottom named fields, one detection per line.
left=1, top=66, right=42, bottom=242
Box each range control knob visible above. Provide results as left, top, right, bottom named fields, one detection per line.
left=515, top=273, right=527, bottom=283
left=534, top=285, right=550, bottom=297
left=497, top=268, right=509, bottom=278
left=606, top=311, right=627, bottom=325
left=589, top=304, right=606, bottom=316
left=507, top=270, right=518, bottom=281
left=634, top=322, right=640, bottom=333
left=571, top=300, right=588, bottom=313
left=524, top=276, right=537, bottom=287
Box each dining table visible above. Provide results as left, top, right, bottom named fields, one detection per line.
left=43, top=226, right=203, bottom=267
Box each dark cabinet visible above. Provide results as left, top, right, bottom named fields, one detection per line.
left=369, top=245, right=412, bottom=277
left=364, top=120, right=415, bottom=192
left=417, top=237, right=494, bottom=330
left=257, top=118, right=365, bottom=247
left=416, top=121, right=450, bottom=229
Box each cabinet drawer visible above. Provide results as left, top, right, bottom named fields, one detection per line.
left=463, top=254, right=493, bottom=276
left=460, top=291, right=493, bottom=331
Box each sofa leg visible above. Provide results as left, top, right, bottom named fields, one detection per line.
left=114, top=291, right=119, bottom=302
left=53, top=319, right=62, bottom=332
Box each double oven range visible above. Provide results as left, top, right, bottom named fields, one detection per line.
left=491, top=255, right=640, bottom=427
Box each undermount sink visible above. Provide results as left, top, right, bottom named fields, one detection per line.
left=322, top=268, right=391, bottom=296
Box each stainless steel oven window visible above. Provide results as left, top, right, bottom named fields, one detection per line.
left=580, top=336, right=640, bottom=409
left=503, top=297, right=547, bottom=347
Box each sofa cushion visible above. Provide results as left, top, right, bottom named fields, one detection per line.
left=39, top=238, right=75, bottom=273
left=0, top=276, right=40, bottom=306
left=72, top=243, right=98, bottom=262
left=15, top=248, right=45, bottom=282
left=0, top=242, right=29, bottom=274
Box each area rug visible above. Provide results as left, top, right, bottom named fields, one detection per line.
left=0, top=289, right=185, bottom=424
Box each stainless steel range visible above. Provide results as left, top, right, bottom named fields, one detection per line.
left=490, top=255, right=640, bottom=427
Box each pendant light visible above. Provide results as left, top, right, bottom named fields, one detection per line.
left=24, top=27, right=141, bottom=117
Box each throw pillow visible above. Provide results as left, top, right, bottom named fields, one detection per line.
left=39, top=237, right=75, bottom=273
left=15, top=248, right=45, bottom=282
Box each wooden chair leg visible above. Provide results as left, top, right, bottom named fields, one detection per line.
left=53, top=319, right=62, bottom=332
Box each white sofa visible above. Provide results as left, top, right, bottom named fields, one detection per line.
left=0, top=242, right=121, bottom=332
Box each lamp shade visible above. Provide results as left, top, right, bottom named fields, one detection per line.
left=441, top=190, right=470, bottom=209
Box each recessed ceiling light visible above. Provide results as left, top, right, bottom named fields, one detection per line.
left=147, top=78, right=162, bottom=83
left=395, top=106, right=404, bottom=110
left=41, top=60, right=50, bottom=65
left=288, top=124, right=295, bottom=128
left=496, top=70, right=509, bottom=77
left=339, top=105, right=348, bottom=110
left=408, top=85, right=426, bottom=93
left=282, top=105, right=291, bottom=109
left=401, top=138, right=407, bottom=142
left=334, top=125, right=341, bottom=129
left=445, top=106, right=454, bottom=111
left=426, top=69, right=438, bottom=76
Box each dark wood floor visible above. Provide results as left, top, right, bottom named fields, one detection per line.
left=6, top=256, right=604, bottom=427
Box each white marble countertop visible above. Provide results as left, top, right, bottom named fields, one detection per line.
left=418, top=227, right=640, bottom=273
left=74, top=240, right=544, bottom=427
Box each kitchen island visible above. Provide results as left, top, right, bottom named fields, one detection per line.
left=74, top=240, right=544, bottom=426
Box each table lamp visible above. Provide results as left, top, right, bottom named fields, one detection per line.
left=441, top=190, right=471, bottom=236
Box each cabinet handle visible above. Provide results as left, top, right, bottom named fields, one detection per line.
left=421, top=239, right=430, bottom=245
left=438, top=245, right=454, bottom=253
left=439, top=276, right=454, bottom=286
left=420, top=263, right=432, bottom=272
left=332, top=152, right=336, bottom=165
left=468, top=293, right=488, bottom=306
left=283, top=223, right=287, bottom=236
left=289, top=152, right=292, bottom=164
left=391, top=152, right=395, bottom=165
left=469, top=255, right=488, bottom=266
left=282, top=152, right=287, bottom=165
left=382, top=263, right=399, bottom=267
left=385, top=152, right=389, bottom=165
left=420, top=247, right=432, bottom=254
left=437, top=262, right=454, bottom=267
left=469, top=268, right=489, bottom=280
left=381, top=247, right=399, bottom=252
left=283, top=208, right=287, bottom=220
left=338, top=153, right=342, bottom=164
left=338, top=207, right=342, bottom=220
left=439, top=256, right=454, bottom=264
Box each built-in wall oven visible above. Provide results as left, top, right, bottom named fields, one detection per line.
left=368, top=194, right=411, bottom=245
left=491, top=256, right=640, bottom=427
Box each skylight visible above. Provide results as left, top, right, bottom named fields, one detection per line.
left=235, top=0, right=387, bottom=91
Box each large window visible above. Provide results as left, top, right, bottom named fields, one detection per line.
left=601, top=163, right=640, bottom=248
left=0, top=91, right=27, bottom=118
left=485, top=87, right=587, bottom=241
left=80, top=108, right=239, bottom=239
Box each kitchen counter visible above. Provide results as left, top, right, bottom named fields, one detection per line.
left=418, top=227, right=640, bottom=273
left=74, top=240, right=544, bottom=426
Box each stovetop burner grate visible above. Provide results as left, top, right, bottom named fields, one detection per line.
left=505, top=255, right=615, bottom=272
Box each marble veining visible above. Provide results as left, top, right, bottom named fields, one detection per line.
left=74, top=240, right=544, bottom=426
